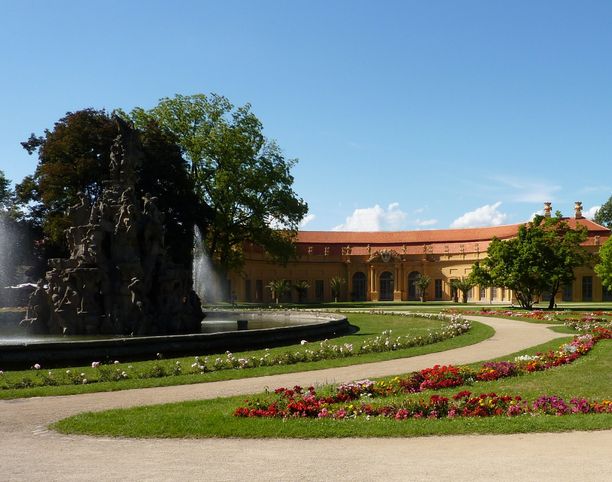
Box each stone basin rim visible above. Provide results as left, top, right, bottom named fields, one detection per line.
left=0, top=311, right=350, bottom=368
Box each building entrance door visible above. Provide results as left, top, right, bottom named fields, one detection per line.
left=379, top=271, right=394, bottom=301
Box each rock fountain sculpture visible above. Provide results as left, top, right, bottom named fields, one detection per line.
left=22, top=117, right=203, bottom=335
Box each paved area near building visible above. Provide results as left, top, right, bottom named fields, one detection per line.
left=1, top=315, right=610, bottom=481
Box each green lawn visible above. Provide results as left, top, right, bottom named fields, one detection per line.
left=0, top=313, right=492, bottom=399
left=53, top=338, right=612, bottom=438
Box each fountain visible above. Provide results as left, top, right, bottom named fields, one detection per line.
left=0, top=117, right=350, bottom=368
left=193, top=226, right=227, bottom=303
left=20, top=117, right=203, bottom=336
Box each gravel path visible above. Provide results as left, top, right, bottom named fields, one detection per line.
left=1, top=315, right=610, bottom=481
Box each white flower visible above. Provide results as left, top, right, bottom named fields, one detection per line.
left=33, top=363, right=41, bottom=370
left=82, top=379, right=88, bottom=384
left=300, top=340, right=308, bottom=345
left=114, top=360, right=120, bottom=364
left=91, top=361, right=100, bottom=368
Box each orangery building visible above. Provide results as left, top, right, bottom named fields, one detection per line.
left=229, top=203, right=611, bottom=304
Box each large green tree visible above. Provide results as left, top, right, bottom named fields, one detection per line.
left=18, top=109, right=200, bottom=263
left=129, top=94, right=308, bottom=270
left=593, top=195, right=612, bottom=228
left=595, top=237, right=612, bottom=291
left=471, top=214, right=591, bottom=309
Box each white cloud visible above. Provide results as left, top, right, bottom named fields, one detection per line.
left=333, top=203, right=407, bottom=231
left=415, top=218, right=438, bottom=227
left=488, top=176, right=561, bottom=203
left=299, top=213, right=316, bottom=228
left=584, top=205, right=600, bottom=220
left=450, top=202, right=508, bottom=228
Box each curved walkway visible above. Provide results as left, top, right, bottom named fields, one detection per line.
left=0, top=315, right=610, bottom=481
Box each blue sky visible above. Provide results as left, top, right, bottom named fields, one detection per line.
left=1, top=0, right=611, bottom=231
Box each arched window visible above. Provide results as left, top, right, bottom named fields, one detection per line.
left=379, top=271, right=394, bottom=301
left=352, top=272, right=367, bottom=301
left=408, top=271, right=420, bottom=300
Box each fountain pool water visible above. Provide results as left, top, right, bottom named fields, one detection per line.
left=0, top=311, right=350, bottom=367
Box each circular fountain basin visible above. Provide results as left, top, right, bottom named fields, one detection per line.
left=0, top=311, right=349, bottom=368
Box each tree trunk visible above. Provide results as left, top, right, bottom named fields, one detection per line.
left=547, top=281, right=560, bottom=310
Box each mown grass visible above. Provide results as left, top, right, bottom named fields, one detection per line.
left=53, top=338, right=611, bottom=438
left=0, top=314, right=493, bottom=399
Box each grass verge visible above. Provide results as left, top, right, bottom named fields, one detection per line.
left=0, top=314, right=492, bottom=399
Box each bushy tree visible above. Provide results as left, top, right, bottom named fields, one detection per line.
left=595, top=237, right=612, bottom=291
left=593, top=195, right=612, bottom=228
left=129, top=94, right=308, bottom=270
left=450, top=278, right=474, bottom=303
left=471, top=214, right=590, bottom=309
left=329, top=276, right=346, bottom=302
left=267, top=279, right=290, bottom=304
left=413, top=274, right=431, bottom=302
left=18, top=109, right=199, bottom=264
left=293, top=280, right=310, bottom=304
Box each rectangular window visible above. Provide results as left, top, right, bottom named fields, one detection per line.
left=479, top=286, right=486, bottom=300
left=603, top=285, right=612, bottom=302
left=255, top=280, right=263, bottom=302
left=582, top=276, right=593, bottom=301
left=244, top=279, right=252, bottom=303
left=315, top=280, right=324, bottom=302
left=562, top=283, right=573, bottom=302
left=434, top=279, right=443, bottom=300
left=491, top=287, right=497, bottom=300
left=281, top=280, right=292, bottom=303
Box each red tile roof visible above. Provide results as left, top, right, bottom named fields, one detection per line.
left=296, top=218, right=610, bottom=250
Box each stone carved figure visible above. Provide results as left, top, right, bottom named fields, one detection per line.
left=66, top=191, right=91, bottom=227
left=23, top=116, right=203, bottom=336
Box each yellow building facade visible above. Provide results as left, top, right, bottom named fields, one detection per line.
left=230, top=204, right=611, bottom=304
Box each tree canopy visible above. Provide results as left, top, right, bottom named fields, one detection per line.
left=129, top=93, right=308, bottom=270
left=593, top=195, right=612, bottom=229
left=0, top=169, right=20, bottom=218
left=470, top=214, right=591, bottom=309
left=595, top=237, right=612, bottom=291
left=0, top=170, right=11, bottom=209
left=18, top=109, right=200, bottom=263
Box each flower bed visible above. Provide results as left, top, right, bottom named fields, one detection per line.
left=234, top=385, right=612, bottom=420
left=443, top=308, right=612, bottom=331
left=234, top=328, right=612, bottom=420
